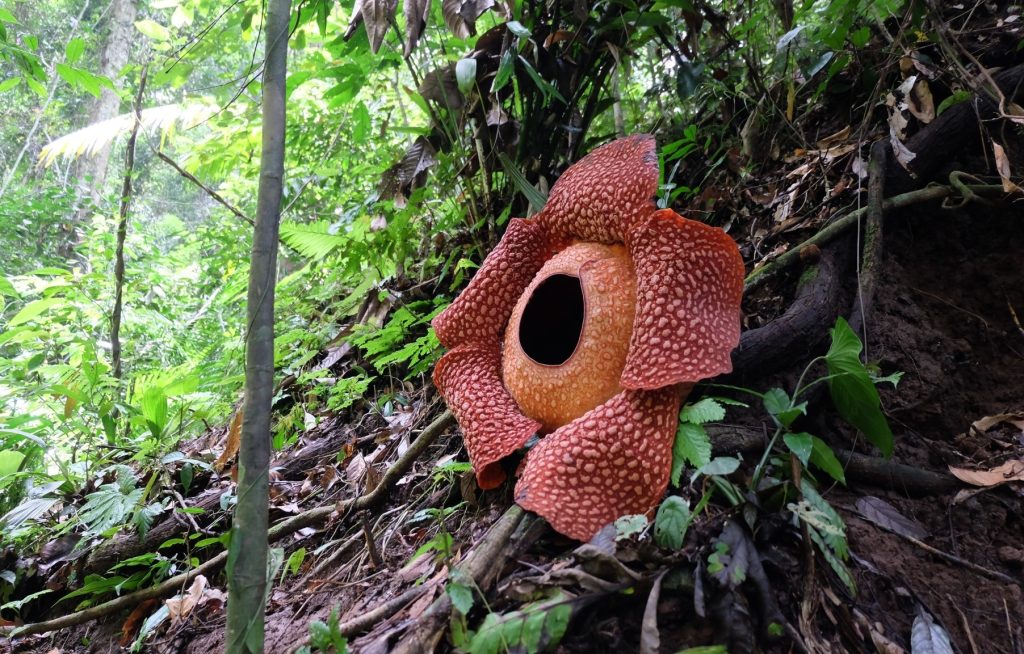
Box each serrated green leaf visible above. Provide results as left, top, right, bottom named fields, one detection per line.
left=447, top=581, right=475, bottom=614
left=672, top=422, right=710, bottom=485
left=680, top=398, right=725, bottom=424
left=468, top=590, right=572, bottom=654
left=654, top=496, right=690, bottom=550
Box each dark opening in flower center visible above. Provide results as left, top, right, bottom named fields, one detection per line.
left=518, top=274, right=584, bottom=366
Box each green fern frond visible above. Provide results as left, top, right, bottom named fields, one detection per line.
left=37, top=102, right=215, bottom=167
left=279, top=221, right=347, bottom=261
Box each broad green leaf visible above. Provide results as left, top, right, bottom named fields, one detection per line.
left=762, top=387, right=789, bottom=416
left=783, top=432, right=813, bottom=467
left=809, top=436, right=846, bottom=484
left=654, top=496, right=690, bottom=550
left=0, top=8, right=17, bottom=23
left=695, top=457, right=740, bottom=477
left=0, top=77, right=20, bottom=92
left=8, top=298, right=66, bottom=326
left=672, top=422, right=710, bottom=485
left=135, top=19, right=171, bottom=41
left=455, top=58, right=477, bottom=94
left=65, top=37, right=85, bottom=64
left=507, top=21, right=531, bottom=37
left=679, top=398, right=725, bottom=424
left=492, top=50, right=514, bottom=93
left=825, top=318, right=893, bottom=457
left=0, top=275, right=18, bottom=296
left=0, top=450, right=26, bottom=479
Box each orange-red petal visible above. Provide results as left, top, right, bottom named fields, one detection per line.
left=433, top=344, right=541, bottom=489
left=514, top=386, right=686, bottom=540
left=432, top=218, right=551, bottom=349
left=537, top=134, right=659, bottom=248
left=621, top=209, right=745, bottom=390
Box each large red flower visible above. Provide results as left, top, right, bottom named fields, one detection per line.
left=432, top=135, right=745, bottom=540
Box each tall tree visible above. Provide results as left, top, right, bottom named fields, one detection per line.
left=225, top=1, right=290, bottom=651
left=62, top=0, right=136, bottom=259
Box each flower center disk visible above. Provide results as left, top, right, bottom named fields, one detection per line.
left=502, top=242, right=637, bottom=433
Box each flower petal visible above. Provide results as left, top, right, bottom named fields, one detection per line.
left=433, top=344, right=541, bottom=489
left=621, top=209, right=745, bottom=390
left=514, top=386, right=686, bottom=540
left=538, top=134, right=659, bottom=248
left=433, top=218, right=551, bottom=348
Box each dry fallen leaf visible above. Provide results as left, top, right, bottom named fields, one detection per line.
left=991, top=141, right=1021, bottom=193
left=816, top=125, right=851, bottom=149
left=948, top=459, right=1024, bottom=487
left=166, top=575, right=208, bottom=622
left=908, top=78, right=935, bottom=123
left=214, top=408, right=243, bottom=472
left=972, top=412, right=1024, bottom=434
left=855, top=496, right=929, bottom=540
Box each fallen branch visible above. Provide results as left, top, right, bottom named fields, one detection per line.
left=744, top=180, right=1006, bottom=294
left=388, top=505, right=530, bottom=654
left=3, top=411, right=455, bottom=638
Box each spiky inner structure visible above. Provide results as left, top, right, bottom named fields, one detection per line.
left=503, top=243, right=636, bottom=433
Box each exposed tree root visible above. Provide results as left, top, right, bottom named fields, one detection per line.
left=707, top=425, right=960, bottom=496
left=743, top=180, right=1005, bottom=294
left=2, top=411, right=455, bottom=638
left=850, top=139, right=888, bottom=345
left=732, top=247, right=845, bottom=380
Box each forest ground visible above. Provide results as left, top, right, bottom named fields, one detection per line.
left=3, top=3, right=1024, bottom=654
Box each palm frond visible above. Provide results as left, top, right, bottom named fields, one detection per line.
left=37, top=102, right=215, bottom=167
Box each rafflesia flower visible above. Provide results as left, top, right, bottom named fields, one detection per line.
left=432, top=135, right=745, bottom=540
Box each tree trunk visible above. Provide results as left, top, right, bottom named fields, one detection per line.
left=225, top=1, right=290, bottom=652
left=62, top=0, right=136, bottom=259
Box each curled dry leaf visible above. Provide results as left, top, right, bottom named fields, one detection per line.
left=948, top=459, right=1024, bottom=487
left=442, top=0, right=495, bottom=40
left=403, top=0, right=431, bottom=57
left=991, top=141, right=1021, bottom=193
left=972, top=412, right=1024, bottom=434
left=345, top=0, right=399, bottom=54
left=908, top=78, right=935, bottom=124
